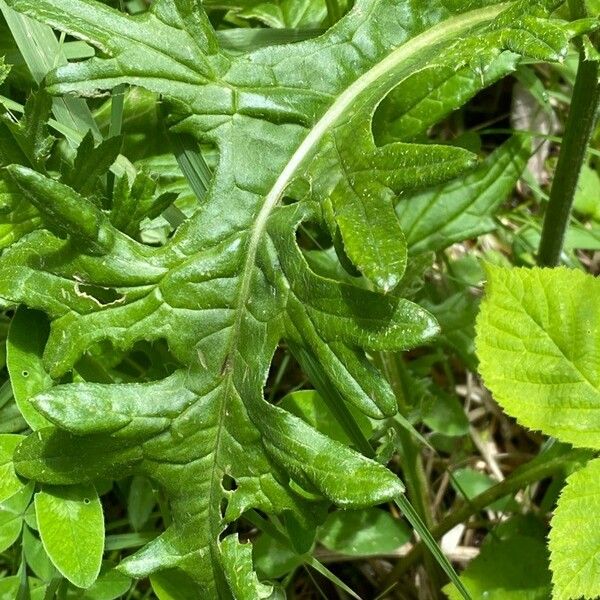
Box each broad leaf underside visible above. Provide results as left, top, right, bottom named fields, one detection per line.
left=0, top=0, right=583, bottom=594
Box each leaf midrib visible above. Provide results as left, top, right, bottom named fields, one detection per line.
left=233, top=2, right=509, bottom=347
left=207, top=5, right=510, bottom=559
left=74, top=2, right=511, bottom=583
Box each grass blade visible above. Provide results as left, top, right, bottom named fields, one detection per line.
left=307, top=557, right=362, bottom=600
left=394, top=495, right=471, bottom=600
left=167, top=132, right=212, bottom=202
left=0, top=1, right=99, bottom=141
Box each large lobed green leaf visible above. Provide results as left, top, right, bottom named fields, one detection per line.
left=0, top=0, right=587, bottom=595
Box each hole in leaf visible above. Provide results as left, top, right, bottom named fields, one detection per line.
left=264, top=345, right=307, bottom=404
left=83, top=497, right=90, bottom=505
left=74, top=282, right=125, bottom=306
left=295, top=220, right=331, bottom=253
left=75, top=339, right=181, bottom=383
left=219, top=473, right=239, bottom=521
left=218, top=522, right=237, bottom=543
left=21, top=370, right=29, bottom=378
left=219, top=496, right=228, bottom=520
left=221, top=474, right=238, bottom=492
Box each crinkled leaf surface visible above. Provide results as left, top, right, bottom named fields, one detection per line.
left=0, top=0, right=584, bottom=595
left=549, top=458, right=600, bottom=600
left=5, top=0, right=584, bottom=289
left=399, top=136, right=531, bottom=254
left=477, top=266, right=600, bottom=449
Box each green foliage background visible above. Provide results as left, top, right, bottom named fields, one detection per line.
left=0, top=0, right=598, bottom=598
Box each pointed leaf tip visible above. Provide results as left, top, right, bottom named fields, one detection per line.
left=5, top=165, right=115, bottom=254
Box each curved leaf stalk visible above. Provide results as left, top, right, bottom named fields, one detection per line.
left=537, top=0, right=600, bottom=266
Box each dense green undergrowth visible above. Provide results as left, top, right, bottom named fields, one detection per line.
left=0, top=0, right=599, bottom=598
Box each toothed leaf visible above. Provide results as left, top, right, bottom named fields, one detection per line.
left=549, top=458, right=600, bottom=600
left=477, top=266, right=600, bottom=449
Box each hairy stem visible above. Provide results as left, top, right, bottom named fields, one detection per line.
left=537, top=1, right=599, bottom=266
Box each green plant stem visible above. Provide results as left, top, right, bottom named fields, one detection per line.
left=537, top=2, right=599, bottom=266
left=379, top=355, right=433, bottom=525
left=379, top=353, right=445, bottom=599
left=384, top=448, right=583, bottom=585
